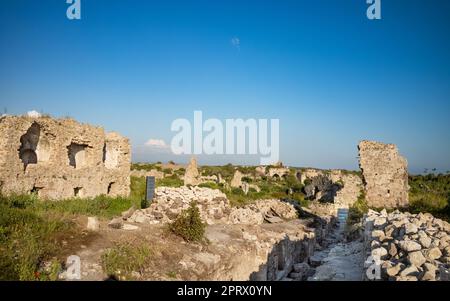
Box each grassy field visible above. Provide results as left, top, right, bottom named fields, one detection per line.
left=0, top=177, right=146, bottom=280
left=0, top=194, right=75, bottom=280
left=101, top=242, right=153, bottom=280
left=408, top=173, right=450, bottom=221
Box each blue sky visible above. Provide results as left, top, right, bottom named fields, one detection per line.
left=1, top=0, right=449, bottom=173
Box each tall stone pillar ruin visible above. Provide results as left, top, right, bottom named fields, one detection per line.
left=358, top=140, right=409, bottom=208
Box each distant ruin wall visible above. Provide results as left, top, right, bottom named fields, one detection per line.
left=0, top=115, right=131, bottom=199
left=299, top=168, right=363, bottom=210
left=358, top=140, right=409, bottom=208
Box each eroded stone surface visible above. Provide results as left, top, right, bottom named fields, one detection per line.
left=358, top=140, right=409, bottom=208
left=0, top=115, right=130, bottom=199
left=300, top=169, right=363, bottom=210
left=184, top=157, right=200, bottom=186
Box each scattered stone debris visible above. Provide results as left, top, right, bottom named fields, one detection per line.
left=87, top=217, right=99, bottom=231
left=127, top=186, right=229, bottom=225
left=121, top=206, right=136, bottom=220
left=363, top=210, right=450, bottom=281
left=108, top=217, right=123, bottom=229
left=358, top=140, right=409, bottom=208
left=122, top=224, right=139, bottom=231
left=124, top=187, right=298, bottom=226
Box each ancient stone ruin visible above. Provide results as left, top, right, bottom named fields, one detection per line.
left=0, top=115, right=131, bottom=199
left=358, top=140, right=409, bottom=208
left=183, top=157, right=200, bottom=186
left=125, top=186, right=299, bottom=226
left=268, top=166, right=290, bottom=180
left=299, top=169, right=363, bottom=210
left=230, top=169, right=244, bottom=188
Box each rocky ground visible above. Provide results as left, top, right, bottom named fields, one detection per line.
left=308, top=225, right=364, bottom=281
left=363, top=209, right=450, bottom=281
left=64, top=217, right=325, bottom=281
left=56, top=186, right=450, bottom=282
left=55, top=185, right=351, bottom=281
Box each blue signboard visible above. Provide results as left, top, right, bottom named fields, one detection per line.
left=146, top=176, right=155, bottom=202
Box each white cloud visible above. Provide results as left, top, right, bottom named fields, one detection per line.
left=26, top=110, right=41, bottom=118
left=145, top=138, right=168, bottom=148
left=231, top=37, right=240, bottom=50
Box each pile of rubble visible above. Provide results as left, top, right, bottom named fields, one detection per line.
left=229, top=199, right=298, bottom=225
left=124, top=187, right=298, bottom=226
left=127, top=186, right=230, bottom=225
left=363, top=209, right=450, bottom=281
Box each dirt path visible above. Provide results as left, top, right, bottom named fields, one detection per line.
left=308, top=219, right=365, bottom=281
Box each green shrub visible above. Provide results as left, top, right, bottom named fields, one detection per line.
left=198, top=182, right=220, bottom=190
left=130, top=176, right=146, bottom=202
left=174, top=168, right=185, bottom=176
left=200, top=164, right=235, bottom=181
left=347, top=191, right=368, bottom=226
left=290, top=193, right=309, bottom=207
left=169, top=202, right=205, bottom=242
left=157, top=175, right=183, bottom=187
left=102, top=243, right=152, bottom=280
left=241, top=176, right=252, bottom=183
left=408, top=174, right=450, bottom=221
left=166, top=271, right=177, bottom=279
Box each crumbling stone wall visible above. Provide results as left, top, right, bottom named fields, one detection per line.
left=358, top=141, right=409, bottom=208
left=0, top=115, right=130, bottom=199
left=299, top=168, right=363, bottom=210
left=268, top=167, right=290, bottom=179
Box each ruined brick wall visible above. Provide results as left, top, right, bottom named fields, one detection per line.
left=0, top=115, right=130, bottom=199
left=358, top=140, right=409, bottom=208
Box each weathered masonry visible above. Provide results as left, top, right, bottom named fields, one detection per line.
left=0, top=115, right=131, bottom=199
left=358, top=140, right=409, bottom=208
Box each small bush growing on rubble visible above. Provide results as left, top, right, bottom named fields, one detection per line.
left=162, top=168, right=172, bottom=174
left=169, top=202, right=205, bottom=242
